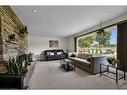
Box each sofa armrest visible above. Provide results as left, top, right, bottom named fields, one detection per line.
left=91, top=56, right=109, bottom=75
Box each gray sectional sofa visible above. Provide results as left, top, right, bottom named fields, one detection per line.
left=68, top=53, right=109, bottom=75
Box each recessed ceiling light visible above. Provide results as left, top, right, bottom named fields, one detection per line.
left=104, top=12, right=108, bottom=15
left=33, top=9, right=37, bottom=13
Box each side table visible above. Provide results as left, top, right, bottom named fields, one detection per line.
left=100, top=63, right=126, bottom=84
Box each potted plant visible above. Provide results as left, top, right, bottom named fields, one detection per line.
left=107, top=56, right=118, bottom=66
left=19, top=26, right=28, bottom=38
left=8, top=34, right=15, bottom=41
left=28, top=52, right=33, bottom=62
left=0, top=57, right=27, bottom=89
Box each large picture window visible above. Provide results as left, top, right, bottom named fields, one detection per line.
left=76, top=25, right=117, bottom=58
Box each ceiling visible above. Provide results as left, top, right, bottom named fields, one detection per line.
left=12, top=6, right=127, bottom=37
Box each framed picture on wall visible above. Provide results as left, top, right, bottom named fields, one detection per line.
left=49, top=40, right=59, bottom=47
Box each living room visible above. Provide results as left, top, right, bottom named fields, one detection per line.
left=1, top=0, right=127, bottom=94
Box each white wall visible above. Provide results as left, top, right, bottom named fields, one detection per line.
left=28, top=36, right=68, bottom=55
left=28, top=13, right=127, bottom=54
left=67, top=13, right=127, bottom=52
left=66, top=37, right=75, bottom=52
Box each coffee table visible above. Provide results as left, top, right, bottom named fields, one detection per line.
left=60, top=59, right=76, bottom=71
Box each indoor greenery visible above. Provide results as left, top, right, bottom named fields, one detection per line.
left=19, top=26, right=28, bottom=38
left=5, top=57, right=27, bottom=75
left=107, top=56, right=117, bottom=66
left=28, top=52, right=33, bottom=62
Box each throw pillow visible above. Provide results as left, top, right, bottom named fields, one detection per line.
left=57, top=52, right=62, bottom=55
left=70, top=54, right=76, bottom=57
left=50, top=52, right=54, bottom=55
left=87, top=57, right=91, bottom=62
left=107, top=57, right=112, bottom=64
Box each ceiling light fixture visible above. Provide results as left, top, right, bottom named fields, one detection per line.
left=98, top=20, right=105, bottom=34
left=33, top=9, right=37, bottom=13
left=104, top=12, right=108, bottom=15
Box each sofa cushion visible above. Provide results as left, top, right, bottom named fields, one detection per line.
left=46, top=52, right=50, bottom=55
left=69, top=57, right=91, bottom=67
left=77, top=53, right=92, bottom=59
left=69, top=57, right=76, bottom=60
left=74, top=58, right=90, bottom=64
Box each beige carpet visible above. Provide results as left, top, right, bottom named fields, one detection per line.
left=29, top=60, right=127, bottom=89
left=24, top=62, right=36, bottom=87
